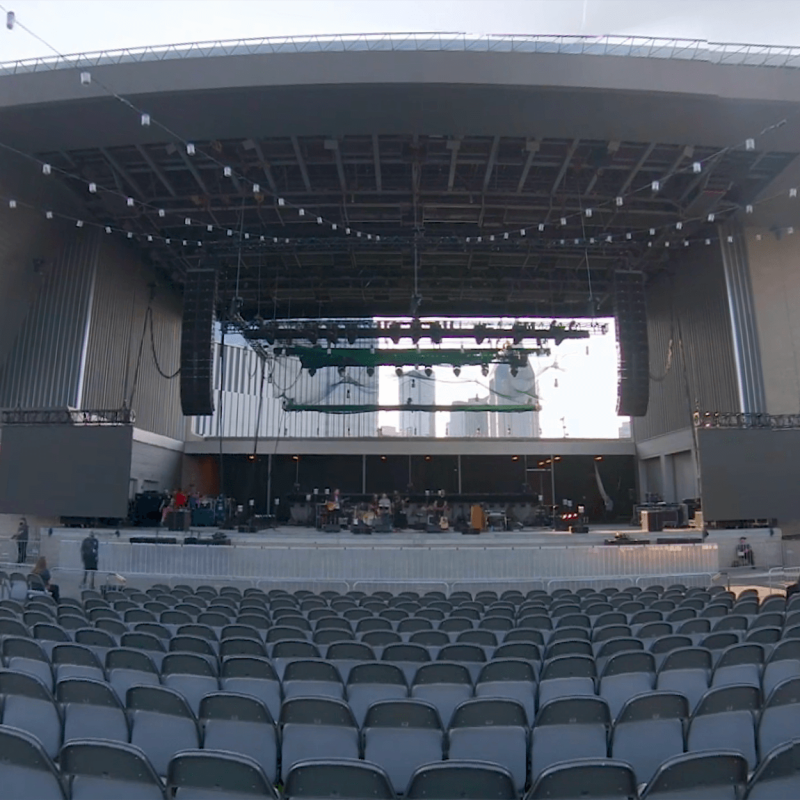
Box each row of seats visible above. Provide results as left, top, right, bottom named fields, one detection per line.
left=5, top=723, right=800, bottom=800
left=3, top=653, right=800, bottom=789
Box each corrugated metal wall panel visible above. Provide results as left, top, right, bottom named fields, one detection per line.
left=633, top=244, right=739, bottom=441
left=81, top=237, right=184, bottom=439
left=0, top=227, right=98, bottom=408
left=192, top=340, right=378, bottom=438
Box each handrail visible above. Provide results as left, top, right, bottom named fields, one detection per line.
left=3, top=32, right=800, bottom=76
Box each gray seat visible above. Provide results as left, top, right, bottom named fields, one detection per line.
left=656, top=647, right=712, bottom=711
left=0, top=725, right=65, bottom=800
left=282, top=659, right=345, bottom=701
left=411, top=662, right=473, bottom=727
left=3, top=636, right=53, bottom=690
left=200, top=692, right=278, bottom=783
left=447, top=699, right=528, bottom=793
left=51, top=643, right=105, bottom=683
left=538, top=655, right=597, bottom=707
left=762, top=640, right=800, bottom=697
left=406, top=761, right=516, bottom=800
left=758, top=676, right=800, bottom=758
left=161, top=653, right=220, bottom=716
left=283, top=759, right=395, bottom=800
left=167, top=750, right=278, bottom=800
left=363, top=699, right=444, bottom=794
left=106, top=648, right=161, bottom=702
left=475, top=659, right=537, bottom=722
left=0, top=669, right=62, bottom=758
left=220, top=656, right=281, bottom=721
left=711, top=644, right=764, bottom=690
left=56, top=678, right=129, bottom=744
left=745, top=739, right=800, bottom=799
left=60, top=740, right=165, bottom=800
left=127, top=684, right=200, bottom=777
left=326, top=642, right=376, bottom=683
left=280, top=697, right=360, bottom=782
left=599, top=651, right=656, bottom=718
left=530, top=696, right=611, bottom=782
left=381, top=643, right=432, bottom=684
left=527, top=759, right=638, bottom=800
left=641, top=751, right=748, bottom=800
left=611, top=692, right=689, bottom=785
left=687, top=685, right=760, bottom=771
left=346, top=662, right=408, bottom=726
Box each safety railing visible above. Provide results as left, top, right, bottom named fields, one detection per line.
left=767, top=566, right=800, bottom=590
left=3, top=33, right=800, bottom=76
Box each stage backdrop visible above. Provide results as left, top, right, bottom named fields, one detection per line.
left=697, top=427, right=800, bottom=525
left=0, top=424, right=132, bottom=518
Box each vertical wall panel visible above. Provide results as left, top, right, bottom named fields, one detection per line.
left=0, top=228, right=98, bottom=408
left=633, top=243, right=739, bottom=441
left=81, top=237, right=184, bottom=440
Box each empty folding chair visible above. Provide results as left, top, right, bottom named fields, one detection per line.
left=656, top=647, right=712, bottom=711
left=448, top=698, right=528, bottom=792
left=2, top=635, right=53, bottom=689
left=127, top=684, right=200, bottom=777
left=687, top=684, right=759, bottom=770
left=712, top=643, right=764, bottom=689
left=611, top=692, right=689, bottom=785
left=166, top=750, right=277, bottom=800
left=160, top=652, right=219, bottom=716
left=411, top=662, right=474, bottom=727
left=346, top=662, right=408, bottom=726
left=363, top=699, right=444, bottom=794
left=57, top=677, right=129, bottom=745
left=280, top=697, right=360, bottom=782
left=599, top=651, right=656, bottom=718
left=0, top=669, right=62, bottom=758
left=538, top=654, right=597, bottom=707
left=746, top=739, right=800, bottom=799
left=406, top=761, right=516, bottom=800
left=758, top=676, right=800, bottom=758
left=0, top=725, right=65, bottom=800
left=220, top=655, right=281, bottom=721
left=641, top=751, right=748, bottom=800
left=527, top=759, right=637, bottom=800
left=282, top=659, right=345, bottom=701
left=200, top=692, right=278, bottom=783
left=530, top=695, right=611, bottom=782
left=106, top=647, right=160, bottom=701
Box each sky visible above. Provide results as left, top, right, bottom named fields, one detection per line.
left=2, top=0, right=800, bottom=63
left=3, top=0, right=791, bottom=439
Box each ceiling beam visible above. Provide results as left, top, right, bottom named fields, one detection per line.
left=99, top=147, right=144, bottom=200
left=325, top=138, right=347, bottom=193
left=551, top=138, right=580, bottom=196
left=447, top=137, right=462, bottom=192
left=618, top=141, right=656, bottom=195
left=517, top=139, right=540, bottom=194
left=372, top=134, right=382, bottom=192
left=482, top=136, right=501, bottom=192
left=135, top=145, right=177, bottom=198
left=249, top=140, right=279, bottom=195
left=291, top=136, right=312, bottom=191
left=176, top=147, right=209, bottom=195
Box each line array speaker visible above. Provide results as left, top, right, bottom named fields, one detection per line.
left=614, top=270, right=650, bottom=417
left=180, top=268, right=217, bottom=417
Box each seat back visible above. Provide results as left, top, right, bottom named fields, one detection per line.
left=528, top=760, right=637, bottom=800
left=284, top=759, right=395, bottom=800
left=168, top=750, right=277, bottom=799
left=406, top=761, right=517, bottom=800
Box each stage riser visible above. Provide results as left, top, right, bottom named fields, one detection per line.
left=57, top=538, right=718, bottom=590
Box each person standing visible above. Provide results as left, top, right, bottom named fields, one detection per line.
left=80, top=532, right=99, bottom=589
left=13, top=517, right=29, bottom=563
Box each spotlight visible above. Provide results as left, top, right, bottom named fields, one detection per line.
left=512, top=455, right=520, bottom=461
left=594, top=456, right=604, bottom=461
left=424, top=456, right=432, bottom=462
left=395, top=368, right=403, bottom=377
left=292, top=455, right=300, bottom=461
left=248, top=454, right=256, bottom=462
left=366, top=367, right=375, bottom=377
left=424, top=367, right=433, bottom=377
left=453, top=367, right=461, bottom=377
left=481, top=364, right=489, bottom=377
left=381, top=455, right=387, bottom=461
left=338, top=366, right=346, bottom=377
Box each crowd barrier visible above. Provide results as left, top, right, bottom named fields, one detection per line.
left=57, top=538, right=719, bottom=592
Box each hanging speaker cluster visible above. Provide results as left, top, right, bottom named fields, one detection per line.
left=614, top=270, right=650, bottom=417
left=180, top=269, right=217, bottom=417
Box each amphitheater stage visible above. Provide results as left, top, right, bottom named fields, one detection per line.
left=34, top=524, right=743, bottom=594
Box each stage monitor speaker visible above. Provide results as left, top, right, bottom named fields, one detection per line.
left=614, top=270, right=650, bottom=417
left=180, top=269, right=217, bottom=416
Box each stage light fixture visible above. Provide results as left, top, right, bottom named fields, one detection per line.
left=366, top=367, right=375, bottom=377
left=381, top=455, right=387, bottom=461
left=292, top=455, right=300, bottom=461
left=395, top=368, right=403, bottom=377
left=512, top=455, right=520, bottom=461
left=424, top=367, right=433, bottom=377
left=453, top=367, right=461, bottom=377
left=510, top=367, right=519, bottom=377
left=308, top=368, right=316, bottom=377
left=594, top=456, right=604, bottom=461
